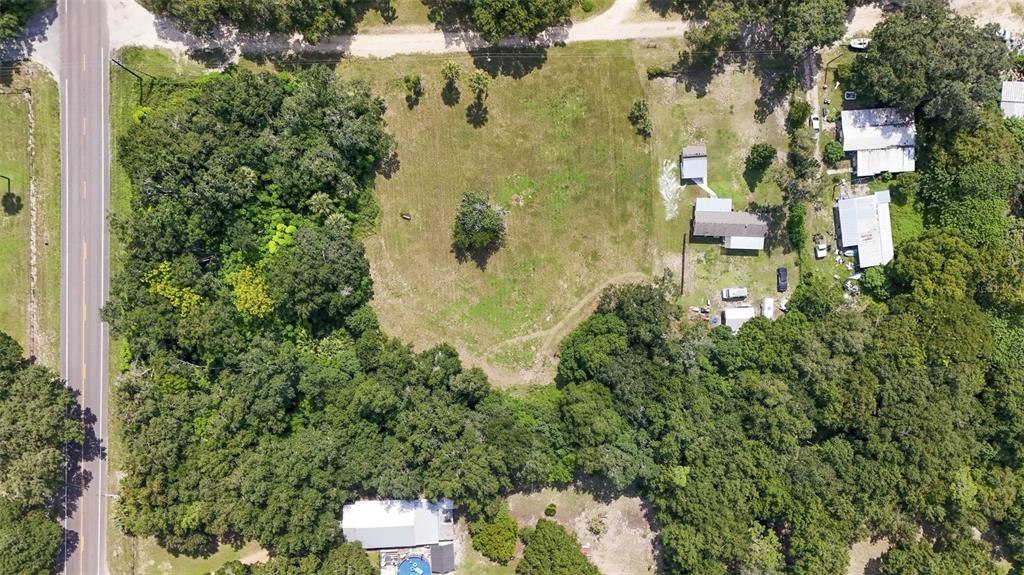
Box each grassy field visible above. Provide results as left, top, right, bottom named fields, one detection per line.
left=626, top=40, right=797, bottom=309
left=0, top=64, right=62, bottom=367
left=336, top=42, right=655, bottom=384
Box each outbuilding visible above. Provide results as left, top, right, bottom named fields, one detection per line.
left=341, top=499, right=454, bottom=551
left=722, top=306, right=756, bottom=333
left=680, top=144, right=708, bottom=183
left=1002, top=81, right=1024, bottom=119
left=840, top=108, right=916, bottom=177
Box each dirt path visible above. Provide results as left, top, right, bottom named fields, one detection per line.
left=464, top=271, right=649, bottom=387
left=104, top=0, right=691, bottom=59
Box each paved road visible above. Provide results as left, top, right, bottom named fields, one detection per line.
left=60, top=0, right=110, bottom=573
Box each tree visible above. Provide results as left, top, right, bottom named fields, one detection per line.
left=746, top=143, right=776, bottom=172
left=787, top=100, right=812, bottom=133
left=628, top=99, right=652, bottom=138
left=780, top=0, right=847, bottom=58
left=685, top=0, right=741, bottom=53
left=451, top=192, right=506, bottom=251
left=788, top=127, right=819, bottom=179
left=137, top=0, right=356, bottom=42
left=786, top=204, right=807, bottom=250
left=852, top=0, right=1009, bottom=127
left=441, top=60, right=461, bottom=86
left=468, top=69, right=490, bottom=100
left=0, top=0, right=40, bottom=39
left=789, top=272, right=841, bottom=319
left=403, top=74, right=424, bottom=106
left=0, top=499, right=62, bottom=575
left=823, top=141, right=844, bottom=166
left=517, top=519, right=601, bottom=575
left=470, top=508, right=519, bottom=564
left=470, top=0, right=576, bottom=43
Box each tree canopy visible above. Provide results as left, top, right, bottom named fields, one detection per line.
left=137, top=0, right=361, bottom=42
left=0, top=0, right=40, bottom=39
left=852, top=0, right=1009, bottom=127
left=517, top=519, right=600, bottom=575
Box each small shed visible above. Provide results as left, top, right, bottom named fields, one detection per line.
left=680, top=144, right=708, bottom=183
left=429, top=544, right=456, bottom=574
left=722, top=307, right=756, bottom=333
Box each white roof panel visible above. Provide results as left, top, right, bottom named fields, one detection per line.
left=722, top=307, right=756, bottom=332
left=1002, top=81, right=1024, bottom=103
left=342, top=499, right=452, bottom=550
left=855, top=147, right=915, bottom=177
left=1002, top=101, right=1024, bottom=119
left=841, top=108, right=916, bottom=152
left=723, top=235, right=765, bottom=250
left=695, top=197, right=733, bottom=213
left=681, top=156, right=708, bottom=181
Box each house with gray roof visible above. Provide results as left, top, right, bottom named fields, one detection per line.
left=835, top=190, right=894, bottom=269
left=692, top=197, right=768, bottom=250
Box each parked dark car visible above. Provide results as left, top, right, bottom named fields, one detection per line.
left=777, top=267, right=788, bottom=292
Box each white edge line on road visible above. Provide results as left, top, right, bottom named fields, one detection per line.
left=98, top=45, right=108, bottom=571
left=61, top=73, right=69, bottom=575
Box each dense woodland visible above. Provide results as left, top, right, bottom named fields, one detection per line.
left=0, top=332, right=81, bottom=573
left=99, top=2, right=1024, bottom=575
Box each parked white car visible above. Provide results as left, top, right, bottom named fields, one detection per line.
left=815, top=243, right=828, bottom=259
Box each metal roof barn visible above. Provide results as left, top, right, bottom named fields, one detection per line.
left=1002, top=81, right=1024, bottom=119
left=342, top=499, right=454, bottom=550
left=840, top=108, right=916, bottom=177
left=722, top=307, right=756, bottom=333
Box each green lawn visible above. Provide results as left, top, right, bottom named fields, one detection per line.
left=336, top=42, right=655, bottom=383
left=0, top=65, right=62, bottom=368
left=627, top=40, right=796, bottom=308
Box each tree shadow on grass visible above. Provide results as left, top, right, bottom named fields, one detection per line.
left=442, top=83, right=461, bottom=106
left=743, top=165, right=767, bottom=193
left=2, top=192, right=22, bottom=215
left=453, top=243, right=500, bottom=270
left=469, top=46, right=549, bottom=79
left=466, top=99, right=488, bottom=128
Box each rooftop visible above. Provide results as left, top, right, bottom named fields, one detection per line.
left=693, top=210, right=768, bottom=239
left=722, top=307, right=756, bottom=332
left=342, top=499, right=454, bottom=551
left=1002, top=81, right=1024, bottom=119
left=836, top=191, right=894, bottom=269
left=840, top=108, right=916, bottom=152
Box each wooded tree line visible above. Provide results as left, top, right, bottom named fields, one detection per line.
left=0, top=0, right=41, bottom=39
left=0, top=332, right=82, bottom=573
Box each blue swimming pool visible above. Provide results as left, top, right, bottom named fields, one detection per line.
left=397, top=556, right=431, bottom=575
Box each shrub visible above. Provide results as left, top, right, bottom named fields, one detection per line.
left=470, top=510, right=519, bottom=564
left=788, top=127, right=819, bottom=179
left=403, top=74, right=423, bottom=98
left=588, top=516, right=607, bottom=537
left=628, top=99, right=652, bottom=138
left=452, top=192, right=505, bottom=251
left=468, top=69, right=490, bottom=100
left=823, top=140, right=845, bottom=166
left=646, top=64, right=669, bottom=79
left=544, top=503, right=557, bottom=517
left=519, top=525, right=536, bottom=545
left=787, top=99, right=812, bottom=133
left=746, top=143, right=776, bottom=172
left=580, top=0, right=594, bottom=12
left=786, top=204, right=807, bottom=251
left=860, top=266, right=889, bottom=299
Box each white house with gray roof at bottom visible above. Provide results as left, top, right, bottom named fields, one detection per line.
left=342, top=499, right=455, bottom=574
left=1002, top=81, right=1024, bottom=119
left=835, top=190, right=894, bottom=269
left=840, top=108, right=916, bottom=178
left=692, top=197, right=768, bottom=251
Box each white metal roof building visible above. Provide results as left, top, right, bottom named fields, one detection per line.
left=1002, top=81, right=1024, bottom=119
left=840, top=108, right=916, bottom=177
left=835, top=190, right=894, bottom=269
left=342, top=499, right=454, bottom=550
left=680, top=144, right=708, bottom=183
left=722, top=306, right=756, bottom=333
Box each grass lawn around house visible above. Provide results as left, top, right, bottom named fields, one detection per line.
left=0, top=64, right=61, bottom=368
left=337, top=42, right=655, bottom=386
left=627, top=39, right=796, bottom=310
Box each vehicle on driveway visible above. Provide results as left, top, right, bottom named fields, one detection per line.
left=810, top=114, right=821, bottom=135
left=777, top=267, right=788, bottom=292
left=850, top=38, right=871, bottom=50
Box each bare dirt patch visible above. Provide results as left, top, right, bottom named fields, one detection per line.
left=508, top=487, right=658, bottom=575
left=847, top=537, right=890, bottom=575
